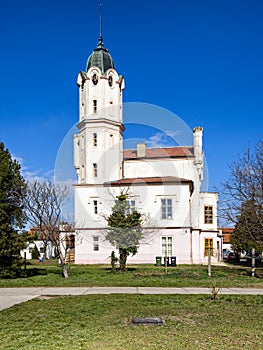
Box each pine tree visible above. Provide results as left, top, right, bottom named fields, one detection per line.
left=0, top=142, right=27, bottom=277
left=231, top=200, right=263, bottom=252
left=106, top=193, right=142, bottom=271
left=31, top=244, right=40, bottom=260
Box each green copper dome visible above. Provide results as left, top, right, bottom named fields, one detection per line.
left=86, top=37, right=115, bottom=74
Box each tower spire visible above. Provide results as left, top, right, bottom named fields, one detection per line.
left=98, top=2, right=104, bottom=48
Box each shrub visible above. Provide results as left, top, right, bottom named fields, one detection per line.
left=31, top=244, right=40, bottom=260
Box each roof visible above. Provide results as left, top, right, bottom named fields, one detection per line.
left=220, top=228, right=234, bottom=243
left=86, top=36, right=115, bottom=74
left=220, top=228, right=234, bottom=233
left=104, top=176, right=194, bottom=194
left=123, top=146, right=194, bottom=160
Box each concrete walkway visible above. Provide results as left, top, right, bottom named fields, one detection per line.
left=0, top=287, right=263, bottom=311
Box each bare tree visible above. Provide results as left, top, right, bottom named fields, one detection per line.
left=219, top=139, right=263, bottom=251
left=24, top=180, right=71, bottom=278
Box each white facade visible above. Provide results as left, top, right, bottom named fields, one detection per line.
left=73, top=36, right=220, bottom=265
left=21, top=241, right=54, bottom=260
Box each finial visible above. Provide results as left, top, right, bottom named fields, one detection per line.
left=97, top=2, right=104, bottom=48
left=100, top=2, right=102, bottom=38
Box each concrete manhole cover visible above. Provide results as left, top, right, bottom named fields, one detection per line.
left=130, top=317, right=165, bottom=326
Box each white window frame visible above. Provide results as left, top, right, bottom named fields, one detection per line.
left=93, top=99, right=97, bottom=113
left=162, top=236, right=173, bottom=257
left=93, top=200, right=98, bottom=214
left=93, top=236, right=99, bottom=251
left=126, top=200, right=136, bottom=214
left=161, top=198, right=173, bottom=220
left=93, top=133, right=97, bottom=147
left=93, top=163, right=98, bottom=178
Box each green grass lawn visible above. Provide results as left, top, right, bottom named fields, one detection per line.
left=0, top=294, right=262, bottom=349
left=0, top=260, right=262, bottom=288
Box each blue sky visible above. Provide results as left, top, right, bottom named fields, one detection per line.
left=1, top=0, right=263, bottom=193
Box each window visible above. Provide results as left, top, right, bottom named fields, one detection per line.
left=204, top=238, right=213, bottom=256
left=108, top=75, right=113, bottom=87
left=162, top=237, right=172, bottom=257
left=161, top=199, right=172, bottom=219
left=93, top=163, right=97, bottom=177
left=93, top=99, right=97, bottom=113
left=93, top=200, right=98, bottom=214
left=66, top=235, right=75, bottom=249
left=93, top=133, right=97, bottom=147
left=109, top=101, right=114, bottom=115
left=126, top=200, right=136, bottom=214
left=204, top=206, right=213, bottom=224
left=92, top=73, right=98, bottom=85
left=81, top=165, right=85, bottom=180
left=110, top=134, right=114, bottom=148
left=81, top=102, right=84, bottom=118
left=93, top=236, right=99, bottom=251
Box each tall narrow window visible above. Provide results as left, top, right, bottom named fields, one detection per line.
left=81, top=102, right=84, bottom=118
left=110, top=134, right=114, bottom=148
left=93, top=133, right=97, bottom=147
left=204, top=238, right=213, bottom=256
left=108, top=75, right=113, bottom=87
left=93, top=99, right=97, bottom=113
left=81, top=165, right=85, bottom=181
left=93, top=200, right=98, bottom=214
left=204, top=206, right=213, bottom=224
left=109, top=101, right=114, bottom=115
left=162, top=237, right=172, bottom=257
left=161, top=199, right=172, bottom=219
left=93, top=236, right=99, bottom=251
left=93, top=163, right=97, bottom=177
left=126, top=200, right=136, bottom=214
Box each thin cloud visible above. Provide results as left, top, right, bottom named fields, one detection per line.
left=11, top=154, right=49, bottom=180
left=146, top=131, right=179, bottom=148
left=23, top=168, right=54, bottom=182
left=12, top=154, right=24, bottom=165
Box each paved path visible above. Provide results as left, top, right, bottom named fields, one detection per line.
left=0, top=287, right=262, bottom=311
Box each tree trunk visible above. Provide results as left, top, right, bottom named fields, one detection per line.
left=119, top=248, right=127, bottom=272
left=61, top=260, right=69, bottom=279
left=56, top=241, right=69, bottom=279
left=43, top=240, right=47, bottom=259
left=252, top=247, right=256, bottom=277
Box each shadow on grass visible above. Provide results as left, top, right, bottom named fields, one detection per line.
left=23, top=268, right=48, bottom=278
left=21, top=262, right=63, bottom=278
left=224, top=261, right=263, bottom=278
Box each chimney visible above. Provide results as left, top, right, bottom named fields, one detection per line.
left=193, top=126, right=204, bottom=181
left=193, top=126, right=203, bottom=157
left=137, top=143, right=146, bottom=158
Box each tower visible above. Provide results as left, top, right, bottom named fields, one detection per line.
left=74, top=34, right=125, bottom=185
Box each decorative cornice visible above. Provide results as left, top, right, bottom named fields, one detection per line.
left=77, top=118, right=125, bottom=132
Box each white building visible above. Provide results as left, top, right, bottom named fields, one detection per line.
left=73, top=34, right=220, bottom=265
